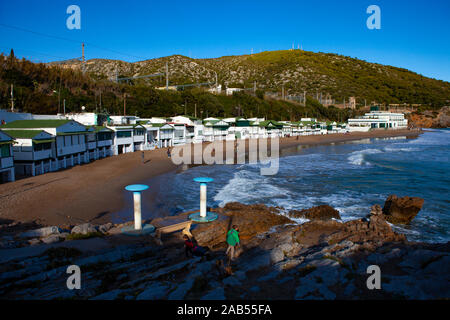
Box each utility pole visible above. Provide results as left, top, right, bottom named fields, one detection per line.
left=194, top=103, right=197, bottom=118
left=63, top=99, right=66, bottom=115
left=123, top=93, right=126, bottom=116
left=303, top=91, right=306, bottom=106
left=165, top=62, right=169, bottom=90
left=10, top=84, right=14, bottom=112
left=254, top=81, right=256, bottom=93
left=58, top=68, right=62, bottom=113
left=82, top=43, right=85, bottom=74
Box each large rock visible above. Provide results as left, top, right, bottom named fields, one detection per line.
left=71, top=223, right=97, bottom=235
left=20, top=226, right=60, bottom=238
left=289, top=205, right=341, bottom=220
left=382, top=195, right=424, bottom=224
left=192, top=203, right=292, bottom=248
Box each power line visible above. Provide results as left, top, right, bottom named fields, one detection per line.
left=0, top=23, right=148, bottom=61
left=0, top=46, right=71, bottom=61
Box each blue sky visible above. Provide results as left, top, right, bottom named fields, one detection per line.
left=0, top=0, right=449, bottom=81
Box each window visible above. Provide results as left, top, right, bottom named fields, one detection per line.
left=134, top=129, right=145, bottom=136
left=72, top=135, right=79, bottom=145
left=117, top=131, right=132, bottom=138
left=33, top=143, right=52, bottom=152
left=0, top=144, right=10, bottom=157
left=98, top=132, right=112, bottom=141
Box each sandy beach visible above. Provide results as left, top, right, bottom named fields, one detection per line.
left=0, top=129, right=421, bottom=228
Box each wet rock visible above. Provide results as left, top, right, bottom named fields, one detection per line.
left=382, top=195, right=424, bottom=224
left=137, top=282, right=171, bottom=300
left=168, top=278, right=195, bottom=300
left=71, top=223, right=97, bottom=235
left=201, top=287, right=225, bottom=300
left=41, top=235, right=61, bottom=244
left=58, top=232, right=70, bottom=239
left=270, top=248, right=285, bottom=264
left=222, top=276, right=241, bottom=287
left=98, top=223, right=113, bottom=234
left=398, top=249, right=446, bottom=270
left=289, top=205, right=341, bottom=221
left=91, top=289, right=123, bottom=300
left=193, top=203, right=292, bottom=248
left=28, top=238, right=41, bottom=246
left=20, top=226, right=60, bottom=238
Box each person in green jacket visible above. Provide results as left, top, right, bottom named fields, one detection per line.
left=226, top=225, right=240, bottom=262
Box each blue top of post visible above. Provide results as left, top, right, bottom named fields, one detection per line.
left=193, top=177, right=213, bottom=184
left=125, top=184, right=149, bottom=192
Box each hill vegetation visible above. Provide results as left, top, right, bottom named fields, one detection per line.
left=1, top=49, right=449, bottom=122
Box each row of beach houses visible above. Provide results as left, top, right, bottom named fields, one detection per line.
left=0, top=108, right=407, bottom=183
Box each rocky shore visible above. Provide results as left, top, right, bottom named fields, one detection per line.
left=0, top=196, right=448, bottom=300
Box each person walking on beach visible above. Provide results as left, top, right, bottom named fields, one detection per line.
left=167, top=147, right=172, bottom=158
left=141, top=151, right=145, bottom=164
left=226, top=225, right=240, bottom=263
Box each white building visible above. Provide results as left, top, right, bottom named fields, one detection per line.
left=3, top=129, right=55, bottom=177
left=109, top=115, right=138, bottom=126
left=141, top=123, right=175, bottom=149
left=0, top=130, right=15, bottom=183
left=108, top=125, right=134, bottom=155
left=347, top=111, right=408, bottom=132
left=63, top=112, right=109, bottom=126
left=203, top=119, right=232, bottom=141
left=1, top=120, right=89, bottom=171
left=85, top=126, right=114, bottom=160
left=226, top=88, right=244, bottom=96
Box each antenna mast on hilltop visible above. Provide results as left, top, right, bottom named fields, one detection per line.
left=82, top=43, right=86, bottom=74
left=10, top=84, right=14, bottom=112
left=165, top=62, right=169, bottom=90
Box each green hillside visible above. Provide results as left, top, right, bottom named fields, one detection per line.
left=1, top=49, right=449, bottom=122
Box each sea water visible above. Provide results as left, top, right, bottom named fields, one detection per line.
left=141, top=129, right=450, bottom=243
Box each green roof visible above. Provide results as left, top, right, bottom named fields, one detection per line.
left=149, top=123, right=165, bottom=127
left=0, top=119, right=71, bottom=129
left=85, top=125, right=113, bottom=133
left=258, top=120, right=283, bottom=128
left=1, top=129, right=48, bottom=139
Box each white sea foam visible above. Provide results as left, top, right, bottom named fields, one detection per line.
left=348, top=148, right=382, bottom=166
left=383, top=146, right=419, bottom=153
left=213, top=170, right=289, bottom=207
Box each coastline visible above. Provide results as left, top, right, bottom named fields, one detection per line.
left=0, top=129, right=422, bottom=228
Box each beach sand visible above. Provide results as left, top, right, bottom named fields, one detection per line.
left=0, top=129, right=421, bottom=227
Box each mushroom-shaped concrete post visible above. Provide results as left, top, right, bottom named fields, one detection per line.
left=194, top=177, right=213, bottom=218
left=125, top=184, right=149, bottom=230
left=189, top=177, right=218, bottom=222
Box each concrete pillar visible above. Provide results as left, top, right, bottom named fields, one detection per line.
left=200, top=183, right=207, bottom=218
left=78, top=153, right=81, bottom=165
left=31, top=163, right=35, bottom=176
left=41, top=161, right=44, bottom=175
left=9, top=168, right=15, bottom=182
left=133, top=192, right=142, bottom=230
left=64, top=157, right=67, bottom=168
left=70, top=155, right=74, bottom=166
